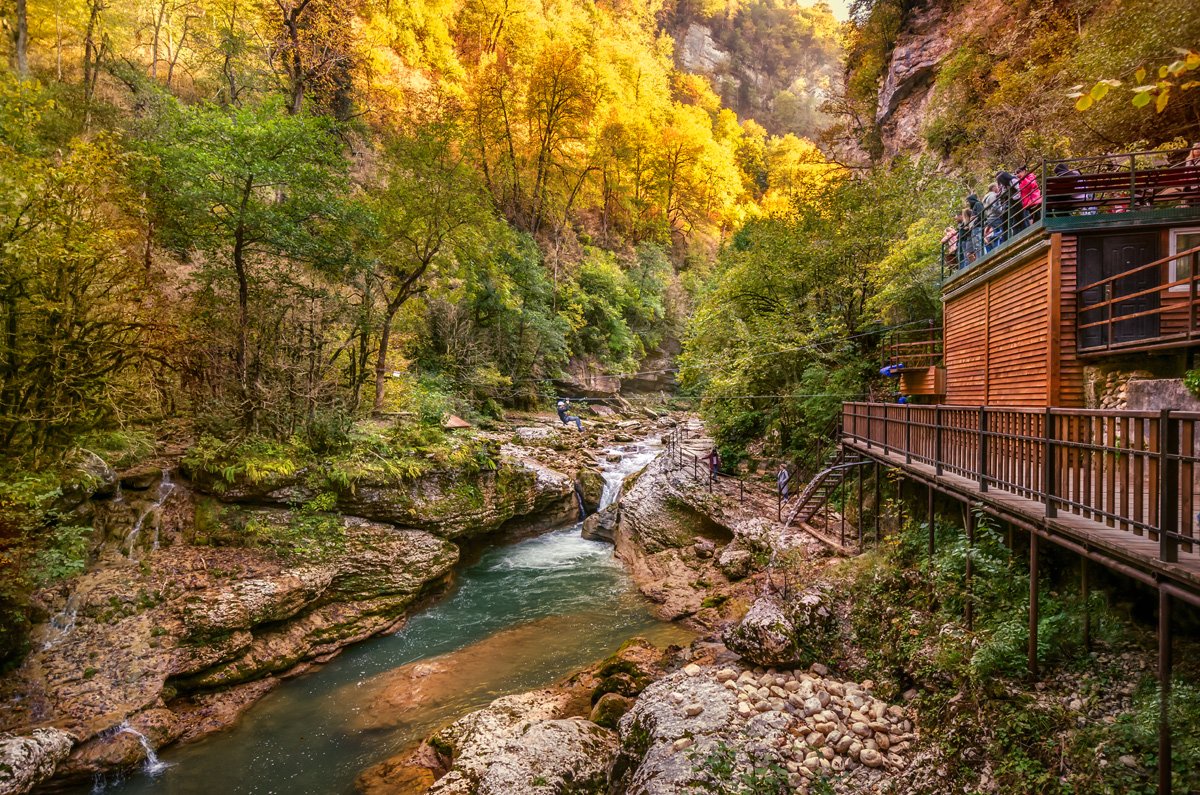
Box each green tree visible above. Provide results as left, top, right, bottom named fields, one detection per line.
left=144, top=99, right=350, bottom=432
left=365, top=122, right=498, bottom=413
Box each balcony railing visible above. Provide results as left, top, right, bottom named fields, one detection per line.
left=841, top=402, right=1200, bottom=564
left=884, top=323, right=943, bottom=370
left=1077, top=244, right=1200, bottom=354
left=941, top=149, right=1200, bottom=277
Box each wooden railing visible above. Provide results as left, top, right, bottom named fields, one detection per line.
left=1076, top=243, right=1200, bottom=354
left=888, top=336, right=940, bottom=374
left=841, top=402, right=1200, bottom=562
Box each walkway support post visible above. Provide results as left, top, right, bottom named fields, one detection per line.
left=965, top=505, right=975, bottom=631
left=873, top=462, right=881, bottom=544
left=1159, top=588, right=1173, bottom=795
left=1159, top=409, right=1179, bottom=564
left=1082, top=558, right=1091, bottom=651
left=857, top=465, right=864, bottom=545
left=927, top=483, right=935, bottom=561
left=1029, top=532, right=1039, bottom=678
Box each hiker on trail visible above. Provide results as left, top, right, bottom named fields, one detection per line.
left=556, top=399, right=583, bottom=431
left=706, top=447, right=720, bottom=478
left=777, top=464, right=790, bottom=502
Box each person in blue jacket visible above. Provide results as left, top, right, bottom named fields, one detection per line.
left=556, top=399, right=583, bottom=430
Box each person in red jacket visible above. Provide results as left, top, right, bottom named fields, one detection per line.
left=1016, top=166, right=1042, bottom=228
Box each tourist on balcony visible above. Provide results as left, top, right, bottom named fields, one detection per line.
left=996, top=171, right=1019, bottom=235
left=959, top=209, right=980, bottom=265
left=1053, top=162, right=1094, bottom=214
left=983, top=223, right=1004, bottom=253
left=941, top=225, right=959, bottom=268
left=1016, top=166, right=1042, bottom=227
left=982, top=184, right=1007, bottom=252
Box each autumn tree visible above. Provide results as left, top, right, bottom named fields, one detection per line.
left=0, top=80, right=154, bottom=454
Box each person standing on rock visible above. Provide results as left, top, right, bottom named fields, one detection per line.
left=556, top=399, right=583, bottom=431
left=706, top=447, right=720, bottom=479
left=777, top=463, right=790, bottom=502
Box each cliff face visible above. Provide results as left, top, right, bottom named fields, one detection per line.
left=857, top=0, right=1200, bottom=164
left=666, top=1, right=842, bottom=139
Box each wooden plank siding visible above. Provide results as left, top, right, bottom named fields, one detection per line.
left=943, top=283, right=988, bottom=404
left=944, top=251, right=1053, bottom=406
left=1058, top=233, right=1086, bottom=406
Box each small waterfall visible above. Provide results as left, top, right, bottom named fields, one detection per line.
left=112, top=483, right=124, bottom=504
left=42, top=591, right=83, bottom=650
left=573, top=484, right=587, bottom=519
left=124, top=470, right=174, bottom=558
left=598, top=469, right=624, bottom=511
left=596, top=442, right=662, bottom=512
left=116, top=722, right=170, bottom=776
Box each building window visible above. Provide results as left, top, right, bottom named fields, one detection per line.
left=1169, top=227, right=1200, bottom=291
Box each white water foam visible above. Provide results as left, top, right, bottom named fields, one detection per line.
left=117, top=722, right=170, bottom=776
left=124, top=470, right=174, bottom=558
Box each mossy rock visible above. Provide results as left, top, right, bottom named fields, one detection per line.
left=589, top=692, right=634, bottom=729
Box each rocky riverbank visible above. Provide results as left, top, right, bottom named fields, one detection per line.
left=0, top=408, right=673, bottom=794
left=364, top=646, right=916, bottom=795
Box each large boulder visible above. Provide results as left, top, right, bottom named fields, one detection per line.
left=576, top=468, right=605, bottom=514
left=427, top=690, right=619, bottom=795
left=581, top=505, right=618, bottom=542
left=0, top=729, right=75, bottom=795
left=722, top=589, right=833, bottom=668
left=615, top=669, right=739, bottom=795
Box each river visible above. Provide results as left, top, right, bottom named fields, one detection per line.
left=99, top=440, right=688, bottom=794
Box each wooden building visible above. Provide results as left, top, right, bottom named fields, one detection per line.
left=887, top=150, right=1200, bottom=407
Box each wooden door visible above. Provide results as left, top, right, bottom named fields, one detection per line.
left=1078, top=232, right=1160, bottom=348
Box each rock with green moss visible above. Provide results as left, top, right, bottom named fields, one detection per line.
left=589, top=692, right=634, bottom=729
left=187, top=451, right=576, bottom=540
left=576, top=468, right=605, bottom=513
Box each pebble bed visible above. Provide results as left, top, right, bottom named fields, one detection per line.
left=677, top=663, right=915, bottom=791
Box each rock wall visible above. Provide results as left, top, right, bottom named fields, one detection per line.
left=184, top=456, right=577, bottom=540
left=667, top=4, right=842, bottom=139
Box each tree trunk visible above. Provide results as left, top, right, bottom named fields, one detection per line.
left=14, top=0, right=29, bottom=78
left=150, top=0, right=166, bottom=79
left=372, top=302, right=399, bottom=413
left=283, top=4, right=306, bottom=114
left=233, top=175, right=253, bottom=428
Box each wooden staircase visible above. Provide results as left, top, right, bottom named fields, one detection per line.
left=785, top=446, right=866, bottom=526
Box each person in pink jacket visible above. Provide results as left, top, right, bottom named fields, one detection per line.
left=1016, top=166, right=1042, bottom=228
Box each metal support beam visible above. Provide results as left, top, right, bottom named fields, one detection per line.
left=857, top=464, right=864, bottom=546
left=840, top=481, right=846, bottom=546
left=1159, top=589, right=1173, bottom=795
left=1029, top=532, right=1039, bottom=678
